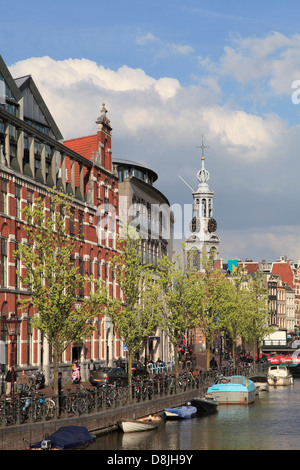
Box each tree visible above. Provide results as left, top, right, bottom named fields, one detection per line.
left=15, top=189, right=106, bottom=396
left=218, top=268, right=272, bottom=366
left=214, top=275, right=243, bottom=367
left=240, top=271, right=273, bottom=362
left=106, top=231, right=160, bottom=397
left=187, top=250, right=228, bottom=369
left=157, top=247, right=203, bottom=378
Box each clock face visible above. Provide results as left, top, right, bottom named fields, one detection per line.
left=208, top=218, right=217, bottom=233
left=190, top=217, right=200, bottom=233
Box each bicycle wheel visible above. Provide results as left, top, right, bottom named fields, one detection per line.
left=71, top=396, right=86, bottom=415
left=45, top=398, right=56, bottom=419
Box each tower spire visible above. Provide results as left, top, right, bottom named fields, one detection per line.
left=196, top=136, right=210, bottom=186
left=196, top=135, right=209, bottom=161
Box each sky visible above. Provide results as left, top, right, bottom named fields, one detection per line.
left=2, top=0, right=300, bottom=263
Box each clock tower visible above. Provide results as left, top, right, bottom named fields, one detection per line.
left=186, top=140, right=220, bottom=271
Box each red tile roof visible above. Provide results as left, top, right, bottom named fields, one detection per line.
left=64, top=135, right=97, bottom=161
left=271, top=262, right=294, bottom=288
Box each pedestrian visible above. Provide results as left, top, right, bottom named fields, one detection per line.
left=210, top=356, right=218, bottom=370
left=17, top=369, right=29, bottom=395
left=5, top=366, right=16, bottom=396
left=58, top=371, right=63, bottom=416
left=72, top=361, right=80, bottom=384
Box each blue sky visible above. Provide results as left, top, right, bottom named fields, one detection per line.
left=2, top=0, right=300, bottom=263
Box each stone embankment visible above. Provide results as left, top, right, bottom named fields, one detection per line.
left=0, top=388, right=203, bottom=450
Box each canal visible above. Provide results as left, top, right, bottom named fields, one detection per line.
left=86, top=377, right=300, bottom=451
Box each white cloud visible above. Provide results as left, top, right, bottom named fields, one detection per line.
left=8, top=52, right=300, bottom=262
left=202, top=106, right=286, bottom=161
left=203, top=31, right=300, bottom=99
left=136, top=33, right=159, bottom=45
left=220, top=226, right=300, bottom=263
left=9, top=55, right=288, bottom=159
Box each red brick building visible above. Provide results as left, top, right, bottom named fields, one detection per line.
left=0, top=55, right=121, bottom=384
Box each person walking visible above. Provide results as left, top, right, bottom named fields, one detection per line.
left=5, top=366, right=15, bottom=396
left=17, top=370, right=29, bottom=395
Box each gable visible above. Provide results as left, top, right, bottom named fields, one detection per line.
left=0, top=55, right=22, bottom=107
left=14, top=74, right=63, bottom=141
left=271, top=263, right=294, bottom=289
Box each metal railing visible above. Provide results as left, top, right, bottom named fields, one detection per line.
left=0, top=363, right=268, bottom=427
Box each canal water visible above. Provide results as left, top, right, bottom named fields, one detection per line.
left=87, top=377, right=300, bottom=451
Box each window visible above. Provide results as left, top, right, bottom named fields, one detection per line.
left=15, top=185, right=21, bottom=219
left=70, top=207, right=75, bottom=236
left=15, top=241, right=20, bottom=289
left=0, top=238, right=7, bottom=287
left=0, top=179, right=7, bottom=214
left=27, top=190, right=33, bottom=212
left=78, top=211, right=84, bottom=239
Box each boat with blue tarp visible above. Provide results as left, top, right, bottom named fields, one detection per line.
left=164, top=404, right=197, bottom=419
left=28, top=426, right=95, bottom=450
left=207, top=375, right=256, bottom=404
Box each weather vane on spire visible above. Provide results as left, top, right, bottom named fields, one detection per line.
left=196, top=136, right=209, bottom=161
left=196, top=136, right=210, bottom=185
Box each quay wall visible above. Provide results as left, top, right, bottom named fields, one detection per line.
left=0, top=389, right=200, bottom=451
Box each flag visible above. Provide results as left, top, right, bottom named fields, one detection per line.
left=228, top=260, right=238, bottom=273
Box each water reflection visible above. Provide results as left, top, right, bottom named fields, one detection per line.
left=87, top=378, right=300, bottom=450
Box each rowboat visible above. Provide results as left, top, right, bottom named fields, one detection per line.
left=207, top=375, right=256, bottom=405
left=267, top=365, right=293, bottom=386
left=164, top=404, right=197, bottom=419
left=119, top=414, right=162, bottom=433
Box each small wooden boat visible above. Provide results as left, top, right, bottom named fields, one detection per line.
left=119, top=414, right=162, bottom=433
left=249, top=376, right=269, bottom=392
left=267, top=365, right=293, bottom=386
left=28, top=426, right=95, bottom=450
left=207, top=375, right=256, bottom=405
left=164, top=404, right=197, bottom=419
left=190, top=394, right=218, bottom=412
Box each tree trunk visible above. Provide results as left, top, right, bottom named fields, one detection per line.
left=128, top=350, right=133, bottom=403
left=174, top=343, right=179, bottom=379
left=53, top=347, right=59, bottom=397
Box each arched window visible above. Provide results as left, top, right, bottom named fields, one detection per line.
left=202, top=199, right=206, bottom=217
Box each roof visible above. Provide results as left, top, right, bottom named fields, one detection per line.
left=113, top=157, right=158, bottom=182
left=271, top=262, right=294, bottom=289
left=14, top=74, right=63, bottom=141
left=64, top=135, right=98, bottom=160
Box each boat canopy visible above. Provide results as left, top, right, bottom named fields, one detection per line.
left=30, top=426, right=95, bottom=450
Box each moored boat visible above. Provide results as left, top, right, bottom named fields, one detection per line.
left=119, top=414, right=162, bottom=433
left=249, top=376, right=269, bottom=392
left=206, top=375, right=256, bottom=405
left=28, top=426, right=95, bottom=450
left=267, top=365, right=293, bottom=386
left=190, top=394, right=218, bottom=412
left=164, top=404, right=197, bottom=419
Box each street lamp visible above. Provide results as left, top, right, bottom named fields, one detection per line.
left=5, top=312, right=21, bottom=396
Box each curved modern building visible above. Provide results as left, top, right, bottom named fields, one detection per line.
left=113, top=157, right=174, bottom=265
left=113, top=157, right=174, bottom=363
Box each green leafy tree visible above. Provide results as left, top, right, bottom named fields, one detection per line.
left=187, top=250, right=228, bottom=369
left=214, top=275, right=243, bottom=367
left=240, top=271, right=273, bottom=362
left=15, top=189, right=106, bottom=395
left=157, top=247, right=203, bottom=378
left=218, top=268, right=272, bottom=366
left=106, top=231, right=160, bottom=397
